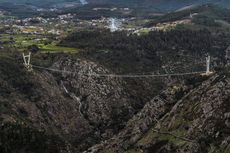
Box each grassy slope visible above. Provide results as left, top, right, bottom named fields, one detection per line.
left=0, top=33, right=78, bottom=53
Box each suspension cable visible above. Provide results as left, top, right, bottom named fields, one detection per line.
left=32, top=64, right=206, bottom=78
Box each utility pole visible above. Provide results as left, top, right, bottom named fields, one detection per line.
left=22, top=52, right=32, bottom=71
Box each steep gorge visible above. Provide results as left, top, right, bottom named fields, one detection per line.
left=84, top=70, right=230, bottom=153
left=0, top=56, right=165, bottom=152
left=1, top=55, right=229, bottom=153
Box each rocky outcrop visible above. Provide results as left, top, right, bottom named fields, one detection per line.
left=53, top=58, right=135, bottom=132
left=1, top=55, right=229, bottom=153
left=83, top=95, right=170, bottom=153
left=83, top=72, right=230, bottom=153
left=0, top=58, right=92, bottom=152
left=132, top=73, right=230, bottom=153
left=0, top=57, right=144, bottom=152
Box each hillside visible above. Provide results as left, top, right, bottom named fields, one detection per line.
left=1, top=52, right=229, bottom=153
left=1, top=0, right=230, bottom=10
left=0, top=0, right=77, bottom=7
left=89, top=0, right=230, bottom=10
left=60, top=26, right=230, bottom=74
left=1, top=23, right=230, bottom=151
left=0, top=53, right=166, bottom=152
left=83, top=68, right=230, bottom=153
left=1, top=1, right=230, bottom=19
left=1, top=1, right=230, bottom=153
left=147, top=4, right=230, bottom=29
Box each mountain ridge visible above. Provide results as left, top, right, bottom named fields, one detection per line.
left=1, top=0, right=230, bottom=10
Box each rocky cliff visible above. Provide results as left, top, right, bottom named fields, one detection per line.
left=83, top=70, right=230, bottom=153
left=0, top=56, right=163, bottom=152
left=1, top=55, right=229, bottom=153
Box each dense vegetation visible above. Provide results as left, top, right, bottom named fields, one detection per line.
left=62, top=5, right=127, bottom=19
left=1, top=2, right=230, bottom=153
left=0, top=123, right=72, bottom=153
left=0, top=3, right=39, bottom=18
left=0, top=56, right=74, bottom=153
left=3, top=0, right=230, bottom=10
left=0, top=0, right=74, bottom=7
left=60, top=28, right=230, bottom=73
left=147, top=4, right=230, bottom=28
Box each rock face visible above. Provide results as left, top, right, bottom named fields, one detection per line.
left=0, top=58, right=92, bottom=152
left=1, top=56, right=230, bottom=153
left=0, top=57, right=149, bottom=152
left=83, top=72, right=230, bottom=153
left=52, top=58, right=140, bottom=141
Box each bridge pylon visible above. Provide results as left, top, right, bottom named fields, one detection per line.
left=22, top=52, right=33, bottom=71
left=203, top=55, right=213, bottom=75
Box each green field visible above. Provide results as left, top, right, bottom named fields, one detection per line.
left=38, top=44, right=78, bottom=53
left=0, top=33, right=78, bottom=53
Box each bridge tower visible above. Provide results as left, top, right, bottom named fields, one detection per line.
left=206, top=55, right=211, bottom=74
left=190, top=12, right=193, bottom=19
left=22, top=52, right=32, bottom=71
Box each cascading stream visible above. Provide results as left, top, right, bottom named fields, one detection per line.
left=61, top=81, right=83, bottom=116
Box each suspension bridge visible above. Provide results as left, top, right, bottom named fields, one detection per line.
left=22, top=52, right=213, bottom=78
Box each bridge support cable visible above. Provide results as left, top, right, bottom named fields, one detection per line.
left=32, top=64, right=207, bottom=78
left=17, top=53, right=213, bottom=78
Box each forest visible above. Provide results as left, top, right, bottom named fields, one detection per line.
left=60, top=28, right=230, bottom=73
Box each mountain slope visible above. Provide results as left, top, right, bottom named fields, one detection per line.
left=0, top=0, right=74, bottom=6
left=0, top=55, right=150, bottom=152
left=145, top=4, right=230, bottom=32
left=83, top=69, right=230, bottom=153
left=1, top=0, right=230, bottom=9
left=1, top=47, right=230, bottom=153
left=88, top=0, right=230, bottom=10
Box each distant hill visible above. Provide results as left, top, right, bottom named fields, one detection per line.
left=1, top=0, right=230, bottom=10
left=0, top=0, right=79, bottom=7
left=145, top=4, right=230, bottom=31
left=88, top=0, right=230, bottom=10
